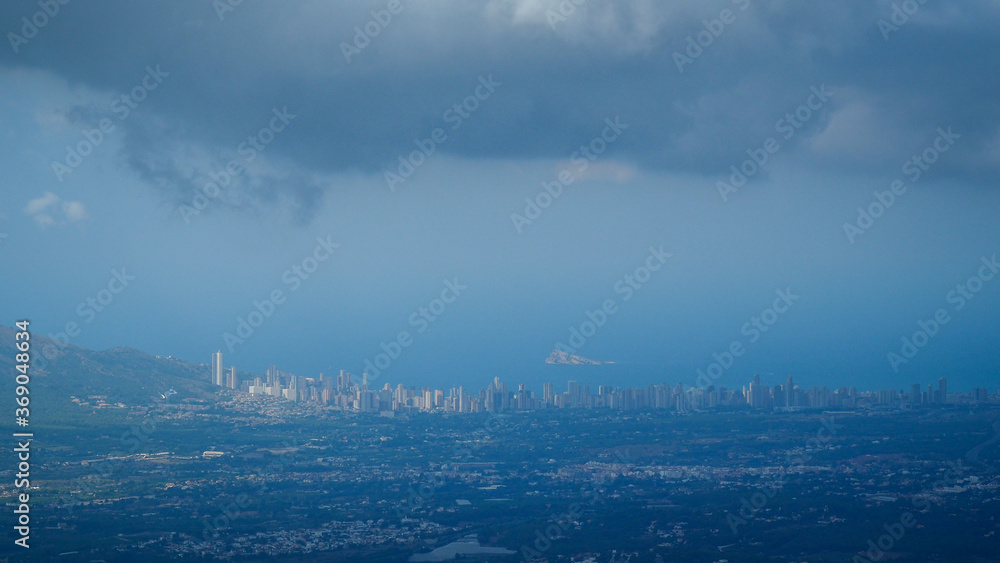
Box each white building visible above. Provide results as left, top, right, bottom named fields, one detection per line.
left=212, top=351, right=224, bottom=386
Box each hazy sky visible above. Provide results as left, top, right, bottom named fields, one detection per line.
left=2, top=0, right=999, bottom=392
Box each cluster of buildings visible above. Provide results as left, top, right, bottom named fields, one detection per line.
left=743, top=374, right=955, bottom=410
left=211, top=351, right=237, bottom=389
left=207, top=353, right=996, bottom=414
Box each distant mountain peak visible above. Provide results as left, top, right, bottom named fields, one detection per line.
left=546, top=349, right=613, bottom=365
left=0, top=325, right=216, bottom=408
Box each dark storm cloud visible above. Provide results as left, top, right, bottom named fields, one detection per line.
left=119, top=108, right=326, bottom=224
left=3, top=0, right=999, bottom=200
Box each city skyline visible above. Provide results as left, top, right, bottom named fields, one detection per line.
left=203, top=349, right=988, bottom=414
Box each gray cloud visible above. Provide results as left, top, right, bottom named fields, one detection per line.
left=2, top=0, right=998, bottom=215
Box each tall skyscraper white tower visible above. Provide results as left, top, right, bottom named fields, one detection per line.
left=212, top=351, right=223, bottom=386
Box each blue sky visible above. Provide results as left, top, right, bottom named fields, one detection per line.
left=1, top=0, right=999, bottom=392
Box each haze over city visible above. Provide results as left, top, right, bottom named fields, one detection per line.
left=2, top=1, right=999, bottom=392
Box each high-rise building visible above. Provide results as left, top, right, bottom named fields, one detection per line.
left=785, top=375, right=794, bottom=407
left=359, top=389, right=376, bottom=412
left=568, top=380, right=580, bottom=407
left=543, top=383, right=554, bottom=406
left=485, top=377, right=507, bottom=413
left=938, top=377, right=948, bottom=404
left=212, top=351, right=223, bottom=386
left=654, top=385, right=670, bottom=409
left=337, top=370, right=351, bottom=392
left=228, top=366, right=237, bottom=389
left=911, top=383, right=921, bottom=405
left=749, top=374, right=763, bottom=408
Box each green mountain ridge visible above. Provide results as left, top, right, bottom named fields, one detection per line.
left=0, top=325, right=220, bottom=415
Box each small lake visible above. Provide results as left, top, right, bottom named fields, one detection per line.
left=409, top=535, right=516, bottom=562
